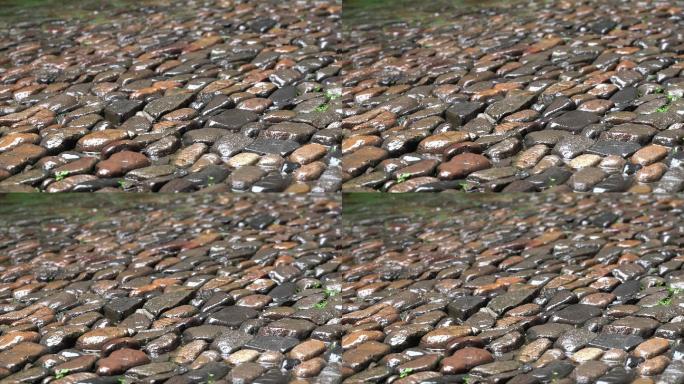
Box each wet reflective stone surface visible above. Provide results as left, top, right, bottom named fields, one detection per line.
left=0, top=193, right=341, bottom=383
left=340, top=0, right=684, bottom=193
left=0, top=0, right=342, bottom=193
left=342, top=193, right=684, bottom=383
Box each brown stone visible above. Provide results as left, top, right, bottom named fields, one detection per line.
left=76, top=130, right=129, bottom=152
left=95, top=151, right=151, bottom=178
left=293, top=357, right=326, bottom=377
left=0, top=144, right=47, bottom=173
left=636, top=163, right=666, bottom=183
left=341, top=331, right=385, bottom=349
left=289, top=143, right=327, bottom=164
left=631, top=144, right=668, bottom=166
left=633, top=337, right=669, bottom=359
left=438, top=153, right=491, bottom=179
left=76, top=327, right=129, bottom=351
left=0, top=331, right=40, bottom=352
left=637, top=355, right=670, bottom=376
left=96, top=348, right=150, bottom=375
left=440, top=347, right=494, bottom=374
left=417, top=132, right=472, bottom=154
left=342, top=341, right=391, bottom=371
left=420, top=326, right=472, bottom=349
left=341, top=146, right=388, bottom=177
left=289, top=339, right=326, bottom=361
left=294, top=161, right=326, bottom=182
left=342, top=135, right=382, bottom=154
left=0, top=342, right=47, bottom=372
left=0, top=133, right=40, bottom=153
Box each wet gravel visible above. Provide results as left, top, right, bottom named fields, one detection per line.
left=6, top=0, right=684, bottom=194
left=343, top=193, right=684, bottom=383
left=0, top=0, right=342, bottom=193
left=340, top=0, right=684, bottom=193
left=3, top=192, right=684, bottom=383
left=0, top=194, right=342, bottom=383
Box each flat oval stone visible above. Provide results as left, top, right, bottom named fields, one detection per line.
left=76, top=327, right=129, bottom=351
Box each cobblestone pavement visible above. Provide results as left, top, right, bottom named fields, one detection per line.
left=0, top=194, right=342, bottom=383
left=6, top=0, right=684, bottom=194
left=343, top=193, right=684, bottom=383
left=3, top=192, right=684, bottom=383
left=340, top=0, right=684, bottom=193
left=0, top=0, right=342, bottom=193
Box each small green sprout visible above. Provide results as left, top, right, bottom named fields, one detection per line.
left=315, top=104, right=329, bottom=113
left=315, top=300, right=328, bottom=309
left=657, top=285, right=681, bottom=306
left=325, top=90, right=341, bottom=101
left=55, top=368, right=70, bottom=379
left=399, top=368, right=413, bottom=378
left=463, top=375, right=472, bottom=384
left=324, top=287, right=339, bottom=297
left=658, top=297, right=672, bottom=306
left=118, top=180, right=126, bottom=188
left=396, top=173, right=411, bottom=183
left=118, top=378, right=127, bottom=384
left=311, top=281, right=322, bottom=289
left=458, top=181, right=469, bottom=191
left=656, top=94, right=680, bottom=113
left=54, top=171, right=69, bottom=182
left=667, top=286, right=682, bottom=296
left=312, top=85, right=322, bottom=92
left=207, top=176, right=215, bottom=187
left=655, top=87, right=664, bottom=93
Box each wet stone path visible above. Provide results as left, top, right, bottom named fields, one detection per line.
left=0, top=0, right=342, bottom=193
left=343, top=194, right=684, bottom=383
left=2, top=192, right=684, bottom=383
left=340, top=0, right=684, bottom=193
left=0, top=194, right=343, bottom=383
